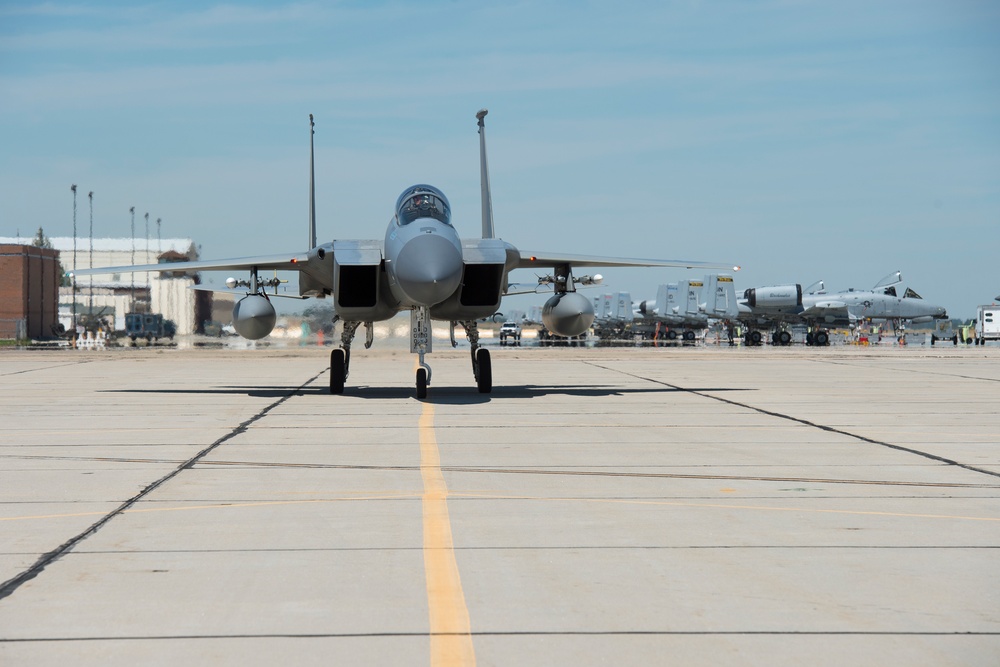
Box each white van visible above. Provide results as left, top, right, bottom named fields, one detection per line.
left=975, top=305, right=1000, bottom=345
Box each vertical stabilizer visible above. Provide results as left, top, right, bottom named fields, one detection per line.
left=477, top=109, right=495, bottom=239
left=595, top=293, right=613, bottom=319
left=704, top=275, right=738, bottom=318
left=614, top=292, right=632, bottom=321
left=686, top=280, right=703, bottom=316
left=308, top=114, right=317, bottom=249
left=665, top=283, right=681, bottom=315
left=676, top=281, right=692, bottom=315
left=655, top=284, right=669, bottom=317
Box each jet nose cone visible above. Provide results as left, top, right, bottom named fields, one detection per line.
left=394, top=233, right=463, bottom=305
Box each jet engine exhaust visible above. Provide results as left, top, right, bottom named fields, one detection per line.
left=232, top=295, right=277, bottom=340
left=542, top=292, right=595, bottom=337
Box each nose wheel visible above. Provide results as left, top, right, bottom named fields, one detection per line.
left=416, top=366, right=428, bottom=399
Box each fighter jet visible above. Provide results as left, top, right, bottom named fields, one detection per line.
left=738, top=271, right=947, bottom=346
left=76, top=110, right=738, bottom=397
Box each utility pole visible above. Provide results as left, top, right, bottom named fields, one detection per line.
left=157, top=217, right=162, bottom=255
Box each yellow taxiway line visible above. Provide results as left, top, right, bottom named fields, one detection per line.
left=419, top=401, right=476, bottom=665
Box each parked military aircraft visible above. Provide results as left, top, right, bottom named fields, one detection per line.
left=589, top=275, right=737, bottom=342
left=634, top=275, right=739, bottom=341
left=76, top=110, right=738, bottom=397
left=738, top=271, right=947, bottom=345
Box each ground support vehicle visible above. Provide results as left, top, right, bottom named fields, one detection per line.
left=974, top=306, right=999, bottom=345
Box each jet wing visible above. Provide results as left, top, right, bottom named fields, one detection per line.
left=188, top=285, right=308, bottom=299
left=503, top=281, right=603, bottom=296
left=804, top=300, right=847, bottom=312
left=516, top=251, right=738, bottom=271
left=71, top=253, right=310, bottom=276
left=801, top=300, right=850, bottom=320
left=504, top=282, right=557, bottom=296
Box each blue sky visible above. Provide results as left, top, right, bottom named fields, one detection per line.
left=2, top=1, right=998, bottom=318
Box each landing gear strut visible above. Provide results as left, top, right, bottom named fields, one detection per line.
left=330, top=320, right=363, bottom=394
left=411, top=308, right=432, bottom=399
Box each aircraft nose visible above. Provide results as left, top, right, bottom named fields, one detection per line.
left=394, top=233, right=463, bottom=305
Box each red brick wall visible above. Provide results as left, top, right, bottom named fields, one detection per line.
left=0, top=244, right=61, bottom=339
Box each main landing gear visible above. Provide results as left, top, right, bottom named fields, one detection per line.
left=330, top=348, right=347, bottom=394
left=329, top=311, right=495, bottom=398
left=458, top=320, right=492, bottom=395
left=329, top=320, right=371, bottom=394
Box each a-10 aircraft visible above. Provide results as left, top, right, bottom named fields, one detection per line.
left=633, top=275, right=738, bottom=340
left=738, top=271, right=947, bottom=346
left=77, top=110, right=738, bottom=397
left=590, top=275, right=737, bottom=341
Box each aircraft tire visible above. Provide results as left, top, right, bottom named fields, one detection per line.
left=416, top=367, right=428, bottom=399
left=330, top=349, right=346, bottom=394
left=778, top=330, right=792, bottom=346
left=476, top=348, right=492, bottom=394
left=749, top=331, right=763, bottom=346
left=814, top=331, right=829, bottom=346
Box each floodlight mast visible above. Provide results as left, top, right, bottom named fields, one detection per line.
left=308, top=114, right=317, bottom=250
left=88, top=191, right=94, bottom=316
left=129, top=207, right=136, bottom=308
left=71, top=185, right=77, bottom=337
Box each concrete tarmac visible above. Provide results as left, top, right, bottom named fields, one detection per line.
left=1, top=344, right=998, bottom=666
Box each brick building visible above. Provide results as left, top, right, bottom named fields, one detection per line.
left=0, top=244, right=61, bottom=339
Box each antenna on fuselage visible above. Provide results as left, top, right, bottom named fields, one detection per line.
left=308, top=114, right=317, bottom=249
left=477, top=109, right=495, bottom=239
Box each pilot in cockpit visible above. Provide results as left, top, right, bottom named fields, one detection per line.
left=397, top=186, right=451, bottom=226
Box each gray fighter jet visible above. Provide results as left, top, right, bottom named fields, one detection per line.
left=738, top=271, right=947, bottom=346
left=76, top=110, right=738, bottom=397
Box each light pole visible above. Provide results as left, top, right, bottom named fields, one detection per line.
left=144, top=212, right=150, bottom=310
left=129, top=206, right=136, bottom=309
left=88, top=191, right=94, bottom=318
left=70, top=184, right=77, bottom=340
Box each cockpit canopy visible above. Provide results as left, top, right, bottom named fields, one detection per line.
left=396, top=184, right=451, bottom=226
left=881, top=286, right=923, bottom=299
